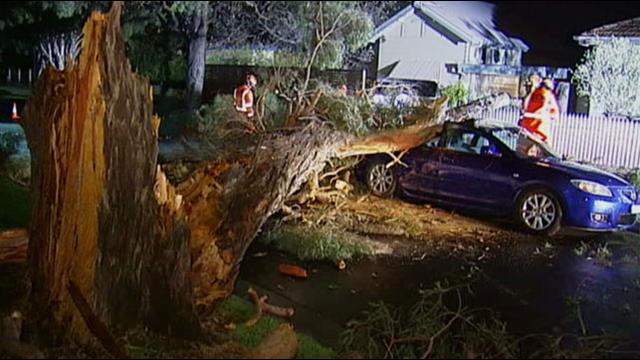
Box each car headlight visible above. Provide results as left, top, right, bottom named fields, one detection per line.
left=571, top=180, right=613, bottom=197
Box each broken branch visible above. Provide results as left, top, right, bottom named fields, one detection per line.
left=67, top=281, right=130, bottom=359
left=246, top=288, right=295, bottom=327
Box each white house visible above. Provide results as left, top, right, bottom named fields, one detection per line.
left=370, top=1, right=570, bottom=100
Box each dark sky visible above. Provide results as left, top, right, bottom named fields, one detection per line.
left=493, top=1, right=640, bottom=67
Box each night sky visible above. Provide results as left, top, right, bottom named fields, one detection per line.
left=493, top=1, right=640, bottom=67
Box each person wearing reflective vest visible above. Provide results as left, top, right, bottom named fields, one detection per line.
left=519, top=78, right=559, bottom=143
left=234, top=74, right=258, bottom=118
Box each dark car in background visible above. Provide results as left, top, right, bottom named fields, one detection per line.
left=360, top=120, right=640, bottom=236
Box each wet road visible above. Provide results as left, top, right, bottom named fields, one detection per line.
left=237, top=232, right=640, bottom=348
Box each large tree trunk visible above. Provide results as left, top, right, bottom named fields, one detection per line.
left=186, top=6, right=208, bottom=112
left=180, top=123, right=350, bottom=307
left=22, top=3, right=199, bottom=346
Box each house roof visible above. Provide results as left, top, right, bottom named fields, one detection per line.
left=371, top=1, right=529, bottom=52
left=575, top=17, right=640, bottom=46
left=379, top=59, right=444, bottom=81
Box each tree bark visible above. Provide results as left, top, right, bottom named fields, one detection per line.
left=184, top=122, right=350, bottom=308
left=22, top=3, right=199, bottom=346
left=186, top=6, right=208, bottom=112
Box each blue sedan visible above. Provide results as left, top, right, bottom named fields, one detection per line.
left=360, top=120, right=640, bottom=236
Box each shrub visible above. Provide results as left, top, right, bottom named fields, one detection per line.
left=0, top=132, right=22, bottom=156
left=439, top=82, right=469, bottom=108
left=4, top=154, right=30, bottom=186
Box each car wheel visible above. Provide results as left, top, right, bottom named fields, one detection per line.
left=366, top=160, right=396, bottom=198
left=515, top=188, right=562, bottom=236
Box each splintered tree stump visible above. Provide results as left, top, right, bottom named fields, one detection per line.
left=22, top=2, right=199, bottom=346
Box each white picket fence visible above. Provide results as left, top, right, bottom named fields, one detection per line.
left=479, top=107, right=640, bottom=169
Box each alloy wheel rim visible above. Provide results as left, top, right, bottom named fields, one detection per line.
left=521, top=194, right=556, bottom=231
left=369, top=164, right=394, bottom=194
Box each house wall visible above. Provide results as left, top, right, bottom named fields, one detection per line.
left=467, top=74, right=520, bottom=99
left=469, top=45, right=522, bottom=66
left=378, top=11, right=465, bottom=86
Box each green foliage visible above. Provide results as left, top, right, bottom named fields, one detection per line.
left=183, top=92, right=289, bottom=138
left=307, top=2, right=374, bottom=70
left=184, top=95, right=235, bottom=139
left=259, top=224, right=374, bottom=262
left=207, top=48, right=305, bottom=68
left=0, top=176, right=30, bottom=229
left=341, top=280, right=638, bottom=359
left=127, top=28, right=186, bottom=85
left=341, top=281, right=518, bottom=359
left=313, top=83, right=408, bottom=136
left=573, top=37, right=640, bottom=117
left=259, top=92, right=289, bottom=130
left=3, top=155, right=30, bottom=187
left=315, top=89, right=375, bottom=136
left=0, top=132, right=22, bottom=156
left=219, top=296, right=336, bottom=359
left=439, top=82, right=469, bottom=108
left=629, top=170, right=640, bottom=189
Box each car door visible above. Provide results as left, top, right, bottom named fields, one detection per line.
left=398, top=136, right=442, bottom=200
left=437, top=127, right=515, bottom=211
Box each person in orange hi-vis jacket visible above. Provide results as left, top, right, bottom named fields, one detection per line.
left=519, top=77, right=559, bottom=143
left=234, top=74, right=258, bottom=119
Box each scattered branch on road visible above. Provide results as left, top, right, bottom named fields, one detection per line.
left=245, top=287, right=295, bottom=327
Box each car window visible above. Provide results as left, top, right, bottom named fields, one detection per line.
left=424, top=136, right=441, bottom=148
left=489, top=127, right=558, bottom=159
left=444, top=129, right=496, bottom=155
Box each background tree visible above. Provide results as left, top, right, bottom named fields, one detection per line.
left=573, top=37, right=640, bottom=117
left=0, top=2, right=103, bottom=72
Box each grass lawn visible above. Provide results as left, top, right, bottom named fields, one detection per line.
left=219, top=295, right=336, bottom=359
left=0, top=176, right=30, bottom=229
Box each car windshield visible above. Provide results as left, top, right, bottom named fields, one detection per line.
left=484, top=125, right=559, bottom=159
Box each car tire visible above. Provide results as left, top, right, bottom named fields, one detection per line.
left=515, top=187, right=562, bottom=236
left=365, top=160, right=396, bottom=198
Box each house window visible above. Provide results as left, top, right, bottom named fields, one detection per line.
left=493, top=49, right=502, bottom=64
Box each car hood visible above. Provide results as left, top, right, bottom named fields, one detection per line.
left=534, top=157, right=630, bottom=187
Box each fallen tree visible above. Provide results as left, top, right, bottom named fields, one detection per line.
left=19, top=1, right=516, bottom=349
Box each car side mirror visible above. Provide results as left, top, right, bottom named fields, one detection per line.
left=481, top=146, right=502, bottom=158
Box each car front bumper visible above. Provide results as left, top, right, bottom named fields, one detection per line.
left=564, top=190, right=639, bottom=231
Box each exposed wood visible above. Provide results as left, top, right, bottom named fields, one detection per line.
left=278, top=264, right=309, bottom=279
left=251, top=323, right=298, bottom=359
left=245, top=288, right=295, bottom=327
left=22, top=2, right=199, bottom=346
left=190, top=121, right=347, bottom=309
left=0, top=229, right=28, bottom=264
